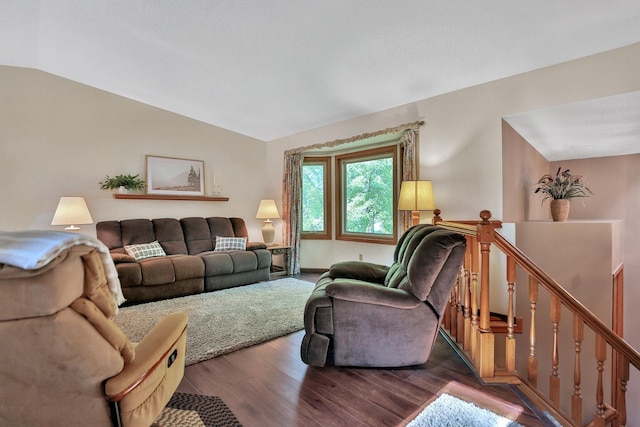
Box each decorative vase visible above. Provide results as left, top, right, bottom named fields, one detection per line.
left=118, top=186, right=128, bottom=194
left=550, top=199, right=570, bottom=222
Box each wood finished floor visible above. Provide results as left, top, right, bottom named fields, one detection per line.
left=176, top=274, right=547, bottom=427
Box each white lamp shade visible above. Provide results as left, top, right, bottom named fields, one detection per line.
left=51, top=197, right=94, bottom=230
left=256, top=199, right=280, bottom=219
left=398, top=181, right=435, bottom=211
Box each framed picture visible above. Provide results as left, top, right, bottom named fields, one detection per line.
left=146, top=155, right=205, bottom=196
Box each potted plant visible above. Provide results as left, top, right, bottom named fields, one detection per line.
left=534, top=167, right=592, bottom=222
left=100, top=174, right=146, bottom=194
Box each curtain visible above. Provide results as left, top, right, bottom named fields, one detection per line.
left=400, top=129, right=418, bottom=232
left=282, top=152, right=303, bottom=274
left=282, top=120, right=423, bottom=273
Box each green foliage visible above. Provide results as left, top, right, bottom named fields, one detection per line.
left=302, top=164, right=325, bottom=231
left=534, top=167, right=592, bottom=204
left=100, top=174, right=145, bottom=191
left=344, top=157, right=393, bottom=235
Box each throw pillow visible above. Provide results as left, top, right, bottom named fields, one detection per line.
left=214, top=236, right=247, bottom=252
left=124, top=241, right=167, bottom=261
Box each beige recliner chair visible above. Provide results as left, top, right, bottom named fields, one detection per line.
left=0, top=231, right=188, bottom=427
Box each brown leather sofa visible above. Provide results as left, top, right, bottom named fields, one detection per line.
left=97, top=217, right=271, bottom=304
left=0, top=233, right=187, bottom=426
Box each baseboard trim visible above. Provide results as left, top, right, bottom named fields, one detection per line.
left=299, top=268, right=328, bottom=274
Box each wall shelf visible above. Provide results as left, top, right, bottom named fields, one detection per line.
left=113, top=194, right=229, bottom=202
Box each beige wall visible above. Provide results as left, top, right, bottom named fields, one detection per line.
left=268, top=42, right=640, bottom=268
left=502, top=120, right=550, bottom=222
left=0, top=66, right=271, bottom=241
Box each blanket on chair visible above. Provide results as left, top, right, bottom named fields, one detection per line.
left=0, top=230, right=125, bottom=306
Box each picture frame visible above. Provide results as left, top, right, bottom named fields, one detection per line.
left=146, top=155, right=205, bottom=196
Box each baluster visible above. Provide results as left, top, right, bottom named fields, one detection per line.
left=476, top=210, right=495, bottom=378
left=572, top=314, right=583, bottom=426
left=456, top=265, right=464, bottom=344
left=618, top=355, right=629, bottom=427
left=528, top=276, right=538, bottom=388
left=463, top=248, right=472, bottom=351
left=470, top=235, right=479, bottom=363
left=550, top=294, right=561, bottom=406
left=593, top=334, right=607, bottom=427
left=450, top=280, right=458, bottom=339
left=443, top=288, right=451, bottom=330
left=505, top=255, right=516, bottom=372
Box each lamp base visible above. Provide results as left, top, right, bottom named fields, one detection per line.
left=262, top=220, right=275, bottom=246
left=411, top=211, right=421, bottom=226
left=64, top=225, right=81, bottom=231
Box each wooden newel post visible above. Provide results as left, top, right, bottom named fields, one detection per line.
left=476, top=209, right=495, bottom=378
left=432, top=208, right=442, bottom=224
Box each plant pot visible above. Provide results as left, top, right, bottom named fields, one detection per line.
left=118, top=186, right=128, bottom=194
left=550, top=199, right=570, bottom=222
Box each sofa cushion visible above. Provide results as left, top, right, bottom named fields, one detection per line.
left=138, top=257, right=175, bottom=286
left=169, top=255, right=205, bottom=281
left=180, top=217, right=213, bottom=254
left=228, top=251, right=258, bottom=273
left=95, top=221, right=124, bottom=252
left=207, top=217, right=236, bottom=238
left=214, top=236, right=247, bottom=252
left=124, top=241, right=167, bottom=261
left=199, top=252, right=234, bottom=276
left=121, top=219, right=156, bottom=246
left=399, top=229, right=466, bottom=302
left=114, top=263, right=142, bottom=288
left=152, top=218, right=188, bottom=255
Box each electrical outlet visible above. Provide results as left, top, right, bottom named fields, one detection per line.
left=358, top=253, right=363, bottom=261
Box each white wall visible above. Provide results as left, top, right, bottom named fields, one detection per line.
left=0, top=66, right=271, bottom=241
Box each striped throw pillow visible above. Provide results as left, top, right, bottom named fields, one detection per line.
left=124, top=241, right=166, bottom=261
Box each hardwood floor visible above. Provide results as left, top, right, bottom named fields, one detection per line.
left=176, top=274, right=547, bottom=426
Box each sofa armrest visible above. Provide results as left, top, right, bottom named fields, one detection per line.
left=111, top=253, right=136, bottom=264
left=329, top=261, right=389, bottom=283
left=247, top=241, right=267, bottom=251
left=104, top=311, right=188, bottom=401
left=326, top=279, right=421, bottom=309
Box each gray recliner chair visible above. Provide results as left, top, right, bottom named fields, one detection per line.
left=301, top=224, right=466, bottom=367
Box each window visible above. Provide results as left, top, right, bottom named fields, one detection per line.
left=335, top=146, right=398, bottom=244
left=301, top=157, right=331, bottom=239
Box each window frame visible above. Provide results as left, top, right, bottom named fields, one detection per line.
left=335, top=145, right=398, bottom=245
left=301, top=156, right=332, bottom=240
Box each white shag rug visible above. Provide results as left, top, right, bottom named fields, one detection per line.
left=406, top=393, right=524, bottom=427
left=114, top=278, right=314, bottom=365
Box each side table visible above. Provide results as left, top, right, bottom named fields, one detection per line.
left=267, top=245, right=292, bottom=277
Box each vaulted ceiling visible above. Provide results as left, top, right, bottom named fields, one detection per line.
left=2, top=1, right=640, bottom=159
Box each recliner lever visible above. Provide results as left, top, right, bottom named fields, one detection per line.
left=167, top=349, right=178, bottom=367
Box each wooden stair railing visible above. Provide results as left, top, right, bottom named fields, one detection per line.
left=434, top=210, right=640, bottom=427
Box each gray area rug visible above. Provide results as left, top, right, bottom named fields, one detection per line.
left=115, top=277, right=314, bottom=365
left=406, top=393, right=523, bottom=427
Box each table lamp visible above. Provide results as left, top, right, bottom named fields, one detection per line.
left=398, top=180, right=435, bottom=226
left=51, top=196, right=94, bottom=231
left=256, top=199, right=280, bottom=246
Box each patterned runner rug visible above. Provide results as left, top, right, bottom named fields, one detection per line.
left=153, top=393, right=242, bottom=427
